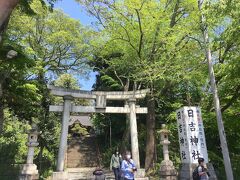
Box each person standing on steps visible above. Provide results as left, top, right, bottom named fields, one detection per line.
left=110, top=149, right=121, bottom=180
left=198, top=158, right=210, bottom=180
left=121, top=151, right=137, bottom=180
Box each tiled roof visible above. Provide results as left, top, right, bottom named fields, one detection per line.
left=69, top=115, right=92, bottom=127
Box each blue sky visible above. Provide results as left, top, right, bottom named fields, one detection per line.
left=54, top=0, right=95, bottom=25
left=55, top=0, right=97, bottom=90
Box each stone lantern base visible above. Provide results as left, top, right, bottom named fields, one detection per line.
left=52, top=171, right=68, bottom=180
left=179, top=163, right=217, bottom=180
left=135, top=168, right=149, bottom=180
left=159, top=160, right=178, bottom=180
left=19, top=164, right=39, bottom=180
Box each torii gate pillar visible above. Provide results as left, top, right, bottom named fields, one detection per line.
left=57, top=95, right=73, bottom=172
left=129, top=98, right=140, bottom=168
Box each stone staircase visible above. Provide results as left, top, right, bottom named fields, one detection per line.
left=67, top=135, right=98, bottom=168
left=66, top=135, right=115, bottom=179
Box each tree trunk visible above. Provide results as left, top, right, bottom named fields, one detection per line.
left=145, top=93, right=156, bottom=171
left=120, top=107, right=130, bottom=153
left=198, top=0, right=234, bottom=179
left=0, top=0, right=19, bottom=42
left=0, top=82, right=4, bottom=134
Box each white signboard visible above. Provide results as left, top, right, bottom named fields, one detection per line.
left=176, top=107, right=208, bottom=163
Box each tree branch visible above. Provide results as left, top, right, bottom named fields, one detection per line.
left=187, top=35, right=204, bottom=49
left=113, top=69, right=124, bottom=87
left=135, top=9, right=143, bottom=59
left=170, top=0, right=180, bottom=27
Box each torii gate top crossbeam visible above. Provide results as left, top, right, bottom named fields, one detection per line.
left=47, top=85, right=149, bottom=100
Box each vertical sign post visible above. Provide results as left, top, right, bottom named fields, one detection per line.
left=176, top=106, right=208, bottom=163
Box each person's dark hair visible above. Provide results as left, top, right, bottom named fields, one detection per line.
left=114, top=148, right=119, bottom=154
left=124, top=150, right=131, bottom=160
left=125, top=150, right=131, bottom=155
left=198, top=157, right=204, bottom=164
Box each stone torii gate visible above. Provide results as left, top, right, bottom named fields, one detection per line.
left=48, top=85, right=149, bottom=178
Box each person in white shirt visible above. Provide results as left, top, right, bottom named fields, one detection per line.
left=198, top=158, right=209, bottom=180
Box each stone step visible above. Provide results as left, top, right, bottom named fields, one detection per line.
left=67, top=155, right=96, bottom=158
left=67, top=156, right=98, bottom=167
left=67, top=168, right=115, bottom=180
left=67, top=153, right=97, bottom=157
left=68, top=168, right=96, bottom=172
left=67, top=164, right=98, bottom=168
left=68, top=173, right=94, bottom=180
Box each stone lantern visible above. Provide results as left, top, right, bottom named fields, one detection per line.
left=19, top=126, right=39, bottom=180
left=158, top=124, right=177, bottom=180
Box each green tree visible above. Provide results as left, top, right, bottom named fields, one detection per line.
left=53, top=73, right=89, bottom=106
left=0, top=0, right=92, bottom=132
left=78, top=0, right=201, bottom=170
left=79, top=0, right=240, bottom=177
left=0, top=43, right=40, bottom=133
left=54, top=74, right=80, bottom=90
left=0, top=0, right=58, bottom=43
left=0, top=0, right=93, bottom=177
left=198, top=0, right=233, bottom=178
left=7, top=0, right=92, bottom=77
left=0, top=110, right=31, bottom=179
left=1, top=0, right=92, bottom=129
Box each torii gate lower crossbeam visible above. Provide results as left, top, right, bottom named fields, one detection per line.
left=48, top=85, right=149, bottom=177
